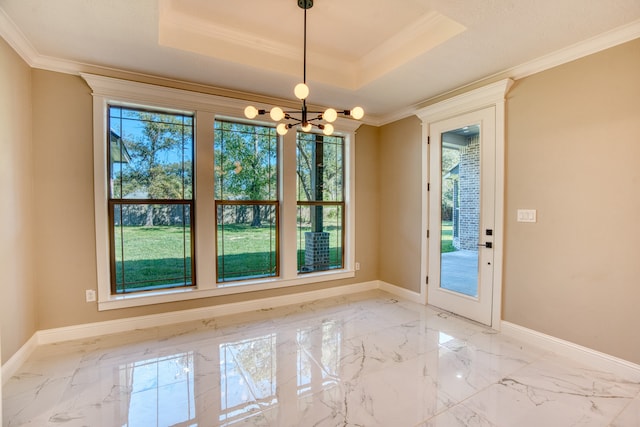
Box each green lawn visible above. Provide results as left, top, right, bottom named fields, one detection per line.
left=217, top=223, right=343, bottom=281
left=113, top=226, right=192, bottom=291
left=441, top=220, right=456, bottom=253
left=217, top=223, right=278, bottom=281
left=116, top=221, right=448, bottom=289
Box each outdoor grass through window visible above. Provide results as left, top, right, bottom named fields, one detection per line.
left=214, top=121, right=279, bottom=282
left=108, top=106, right=194, bottom=293
left=112, top=205, right=192, bottom=292
left=441, top=220, right=455, bottom=253
left=216, top=204, right=278, bottom=281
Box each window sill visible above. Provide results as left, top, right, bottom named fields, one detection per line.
left=97, top=269, right=356, bottom=311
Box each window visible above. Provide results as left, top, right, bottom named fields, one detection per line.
left=84, top=74, right=357, bottom=310
left=214, top=120, right=279, bottom=282
left=296, top=133, right=345, bottom=272
left=108, top=106, right=194, bottom=294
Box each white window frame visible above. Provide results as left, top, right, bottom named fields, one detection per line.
left=83, top=74, right=358, bottom=311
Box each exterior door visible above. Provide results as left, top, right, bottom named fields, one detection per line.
left=428, top=107, right=496, bottom=326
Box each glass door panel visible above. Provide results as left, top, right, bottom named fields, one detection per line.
left=440, top=127, right=480, bottom=297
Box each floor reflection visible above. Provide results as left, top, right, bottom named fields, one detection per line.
left=219, top=333, right=277, bottom=424
left=4, top=291, right=639, bottom=427
left=124, top=352, right=196, bottom=426
left=117, top=320, right=344, bottom=426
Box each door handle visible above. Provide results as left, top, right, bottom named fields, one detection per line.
left=478, top=242, right=493, bottom=249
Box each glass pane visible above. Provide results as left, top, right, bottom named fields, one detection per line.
left=217, top=203, right=278, bottom=282
left=440, top=126, right=480, bottom=297
left=219, top=334, right=277, bottom=423
left=296, top=133, right=344, bottom=202
left=214, top=120, right=278, bottom=201
left=112, top=203, right=192, bottom=293
left=109, top=106, right=194, bottom=200
left=297, top=204, right=343, bottom=273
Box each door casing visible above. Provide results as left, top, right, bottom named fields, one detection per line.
left=427, top=108, right=495, bottom=325
left=415, top=79, right=513, bottom=329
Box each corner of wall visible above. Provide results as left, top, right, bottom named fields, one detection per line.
left=0, top=37, right=38, bottom=366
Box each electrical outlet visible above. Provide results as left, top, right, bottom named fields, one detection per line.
left=85, top=289, right=96, bottom=302
left=355, top=262, right=361, bottom=271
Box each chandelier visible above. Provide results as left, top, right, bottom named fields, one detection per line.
left=244, top=0, right=364, bottom=136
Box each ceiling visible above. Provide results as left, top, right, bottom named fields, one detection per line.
left=1, top=0, right=639, bottom=123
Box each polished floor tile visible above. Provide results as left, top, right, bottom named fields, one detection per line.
left=3, top=290, right=640, bottom=426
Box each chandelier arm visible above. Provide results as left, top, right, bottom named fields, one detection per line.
left=302, top=99, right=308, bottom=125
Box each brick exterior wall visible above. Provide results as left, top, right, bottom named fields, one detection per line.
left=304, top=231, right=330, bottom=271
left=456, top=135, right=480, bottom=251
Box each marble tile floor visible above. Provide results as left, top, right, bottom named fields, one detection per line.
left=3, top=290, right=640, bottom=426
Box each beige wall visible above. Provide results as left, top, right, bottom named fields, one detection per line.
left=3, top=33, right=640, bottom=367
left=378, top=116, right=423, bottom=292
left=354, top=125, right=381, bottom=280
left=28, top=70, right=380, bottom=332
left=0, top=39, right=37, bottom=363
left=374, top=39, right=640, bottom=364
left=504, top=38, right=640, bottom=364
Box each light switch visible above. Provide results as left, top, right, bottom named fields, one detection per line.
left=517, top=209, right=537, bottom=223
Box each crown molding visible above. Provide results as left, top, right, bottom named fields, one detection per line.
left=509, top=18, right=640, bottom=81
left=0, top=7, right=37, bottom=65
left=394, top=18, right=640, bottom=126
left=415, top=78, right=514, bottom=123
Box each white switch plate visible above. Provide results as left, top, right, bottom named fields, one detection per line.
left=85, top=289, right=96, bottom=302
left=517, top=209, right=537, bottom=223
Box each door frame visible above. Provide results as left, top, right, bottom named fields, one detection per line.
left=428, top=108, right=496, bottom=325
left=415, top=79, right=513, bottom=329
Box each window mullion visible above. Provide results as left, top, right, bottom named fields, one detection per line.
left=280, top=130, right=299, bottom=279
left=195, top=110, right=216, bottom=289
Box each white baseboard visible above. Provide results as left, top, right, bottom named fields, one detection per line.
left=501, top=321, right=640, bottom=379
left=8, top=280, right=560, bottom=383
left=378, top=281, right=424, bottom=304
left=2, top=281, right=382, bottom=383
left=36, top=281, right=380, bottom=345
left=19, top=283, right=637, bottom=387
left=1, top=333, right=38, bottom=385
left=35, top=281, right=426, bottom=346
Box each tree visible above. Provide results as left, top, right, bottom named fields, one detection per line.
left=441, top=146, right=460, bottom=221
left=296, top=133, right=342, bottom=203
left=296, top=133, right=343, bottom=231
left=115, top=110, right=193, bottom=226
left=214, top=122, right=277, bottom=227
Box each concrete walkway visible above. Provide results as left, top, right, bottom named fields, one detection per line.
left=440, top=250, right=478, bottom=297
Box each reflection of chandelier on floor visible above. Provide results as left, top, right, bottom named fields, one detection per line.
left=244, top=0, right=364, bottom=136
